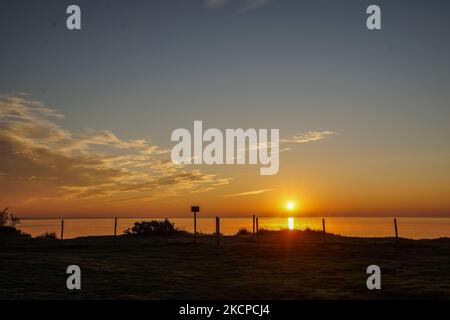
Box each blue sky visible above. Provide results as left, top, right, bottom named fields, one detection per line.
left=0, top=0, right=449, bottom=217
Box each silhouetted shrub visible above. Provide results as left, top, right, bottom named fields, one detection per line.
left=0, top=207, right=20, bottom=227
left=0, top=209, right=6, bottom=227
left=0, top=208, right=28, bottom=238
left=37, top=232, right=57, bottom=239
left=124, top=219, right=182, bottom=237
left=0, top=226, right=30, bottom=238
left=236, top=228, right=250, bottom=236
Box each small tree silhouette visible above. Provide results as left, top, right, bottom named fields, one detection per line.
left=0, top=208, right=8, bottom=226
left=0, top=207, right=21, bottom=228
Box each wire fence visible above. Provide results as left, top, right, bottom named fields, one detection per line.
left=15, top=217, right=450, bottom=240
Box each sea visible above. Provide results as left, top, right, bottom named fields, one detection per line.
left=16, top=217, right=450, bottom=240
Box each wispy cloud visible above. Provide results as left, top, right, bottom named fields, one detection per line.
left=281, top=131, right=336, bottom=144
left=0, top=94, right=336, bottom=208
left=0, top=94, right=230, bottom=204
left=224, top=188, right=273, bottom=197
left=235, top=130, right=335, bottom=155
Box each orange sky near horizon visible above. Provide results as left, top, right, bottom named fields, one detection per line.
left=5, top=144, right=449, bottom=219
left=1, top=95, right=449, bottom=219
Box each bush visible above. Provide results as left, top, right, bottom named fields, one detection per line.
left=236, top=228, right=251, bottom=236
left=0, top=226, right=30, bottom=238
left=124, top=219, right=182, bottom=237
left=0, top=207, right=28, bottom=238
left=37, top=232, right=57, bottom=239
left=0, top=226, right=20, bottom=235
left=0, top=207, right=20, bottom=228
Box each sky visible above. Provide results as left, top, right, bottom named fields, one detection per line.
left=0, top=0, right=449, bottom=218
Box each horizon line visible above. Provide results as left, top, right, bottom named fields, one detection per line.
left=17, top=215, right=450, bottom=220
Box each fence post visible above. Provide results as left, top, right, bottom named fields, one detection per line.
left=252, top=214, right=256, bottom=240
left=60, top=219, right=64, bottom=240
left=216, top=217, right=220, bottom=245
left=114, top=217, right=118, bottom=240
left=394, top=218, right=398, bottom=242
left=322, top=218, right=326, bottom=242
left=256, top=217, right=259, bottom=241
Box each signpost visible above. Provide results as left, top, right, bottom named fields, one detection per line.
left=191, top=206, right=200, bottom=243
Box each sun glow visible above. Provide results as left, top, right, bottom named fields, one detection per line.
left=288, top=217, right=294, bottom=230
left=286, top=201, right=295, bottom=211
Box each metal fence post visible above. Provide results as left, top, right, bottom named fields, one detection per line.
left=322, top=218, right=326, bottom=241
left=256, top=217, right=259, bottom=241
left=394, top=218, right=398, bottom=242
left=114, top=217, right=118, bottom=240
left=252, top=214, right=256, bottom=240
left=216, top=217, right=220, bottom=244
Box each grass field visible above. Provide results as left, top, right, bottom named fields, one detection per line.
left=1, top=230, right=449, bottom=299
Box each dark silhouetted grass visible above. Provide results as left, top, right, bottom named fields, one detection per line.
left=0, top=229, right=449, bottom=300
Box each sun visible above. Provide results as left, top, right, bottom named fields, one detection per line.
left=286, top=201, right=295, bottom=211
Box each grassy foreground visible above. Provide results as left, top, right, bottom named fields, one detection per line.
left=0, top=230, right=449, bottom=299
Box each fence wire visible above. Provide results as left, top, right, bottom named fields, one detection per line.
left=15, top=217, right=450, bottom=240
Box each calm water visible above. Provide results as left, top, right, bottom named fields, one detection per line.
left=17, top=217, right=450, bottom=240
